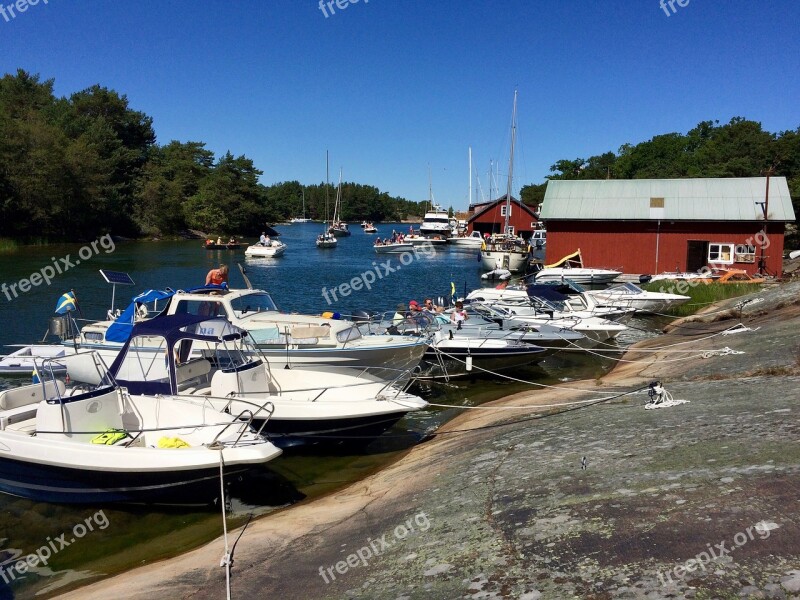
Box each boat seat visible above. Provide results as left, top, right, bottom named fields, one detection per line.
left=0, top=405, right=39, bottom=430
left=0, top=380, right=65, bottom=411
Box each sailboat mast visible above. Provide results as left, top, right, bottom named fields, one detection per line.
left=325, top=150, right=330, bottom=228
left=504, top=91, right=517, bottom=234
left=468, top=147, right=472, bottom=208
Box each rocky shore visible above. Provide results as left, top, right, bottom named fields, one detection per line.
left=61, top=282, right=800, bottom=600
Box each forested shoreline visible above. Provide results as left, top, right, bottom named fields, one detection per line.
left=1, top=70, right=798, bottom=244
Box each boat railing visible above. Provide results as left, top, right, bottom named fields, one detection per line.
left=210, top=400, right=275, bottom=447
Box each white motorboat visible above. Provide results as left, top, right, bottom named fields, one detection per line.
left=532, top=249, right=621, bottom=285
left=106, top=315, right=428, bottom=448
left=245, top=240, right=286, bottom=258
left=56, top=287, right=429, bottom=374
left=374, top=242, right=413, bottom=254
left=316, top=232, right=338, bottom=248
left=404, top=232, right=446, bottom=246
left=0, top=345, right=68, bottom=375
left=0, top=360, right=281, bottom=504
left=364, top=223, right=378, bottom=233
left=447, top=230, right=484, bottom=248
left=419, top=205, right=452, bottom=238
left=588, top=282, right=690, bottom=314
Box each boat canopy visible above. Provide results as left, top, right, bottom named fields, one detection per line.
left=544, top=249, right=584, bottom=269
left=108, top=314, right=246, bottom=396
left=524, top=286, right=570, bottom=302
left=105, top=289, right=175, bottom=343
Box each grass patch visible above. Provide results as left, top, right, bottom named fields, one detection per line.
left=641, top=282, right=762, bottom=317
left=0, top=238, right=18, bottom=253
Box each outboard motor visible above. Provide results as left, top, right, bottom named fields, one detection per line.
left=639, top=274, right=653, bottom=284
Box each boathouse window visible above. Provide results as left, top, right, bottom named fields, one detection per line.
left=500, top=205, right=511, bottom=217
left=734, top=244, right=756, bottom=263
left=708, top=243, right=734, bottom=264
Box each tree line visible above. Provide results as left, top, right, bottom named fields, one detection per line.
left=2, top=71, right=798, bottom=243
left=0, top=70, right=427, bottom=242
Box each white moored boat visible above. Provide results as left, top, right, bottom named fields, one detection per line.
left=448, top=230, right=484, bottom=248
left=588, top=282, right=690, bottom=314
left=532, top=249, right=621, bottom=285
left=0, top=360, right=281, bottom=505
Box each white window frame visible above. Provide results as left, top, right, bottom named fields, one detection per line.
left=500, top=205, right=511, bottom=217
left=734, top=244, right=756, bottom=264
left=505, top=226, right=515, bottom=235
left=708, top=243, right=734, bottom=265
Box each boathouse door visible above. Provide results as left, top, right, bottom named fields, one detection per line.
left=686, top=240, right=708, bottom=272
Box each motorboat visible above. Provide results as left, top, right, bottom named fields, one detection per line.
left=588, top=282, right=690, bottom=313
left=447, top=230, right=484, bottom=248
left=0, top=356, right=282, bottom=504
left=419, top=205, right=452, bottom=238
left=316, top=232, right=338, bottom=248
left=329, top=222, right=351, bottom=237
left=54, top=286, right=429, bottom=374
left=105, top=314, right=428, bottom=447
left=531, top=249, right=621, bottom=285
left=245, top=240, right=287, bottom=258
left=363, top=223, right=378, bottom=233
left=403, top=231, right=447, bottom=246
left=374, top=242, right=414, bottom=254
left=0, top=345, right=68, bottom=375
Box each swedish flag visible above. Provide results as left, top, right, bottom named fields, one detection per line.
left=450, top=282, right=457, bottom=305
left=55, top=292, right=77, bottom=314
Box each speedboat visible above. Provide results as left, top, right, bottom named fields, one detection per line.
left=374, top=242, right=413, bottom=254
left=364, top=223, right=378, bottom=233
left=447, top=230, right=484, bottom=248
left=404, top=233, right=447, bottom=247
left=531, top=249, right=620, bottom=285
left=105, top=314, right=428, bottom=447
left=588, top=282, right=690, bottom=313
left=244, top=240, right=286, bottom=258
left=0, top=357, right=281, bottom=504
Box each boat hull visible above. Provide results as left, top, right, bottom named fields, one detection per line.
left=0, top=456, right=249, bottom=505
left=244, top=244, right=286, bottom=258
left=419, top=344, right=544, bottom=379
left=480, top=250, right=528, bottom=272
left=374, top=244, right=414, bottom=254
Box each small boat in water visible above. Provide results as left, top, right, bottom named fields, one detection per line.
left=245, top=240, right=287, bottom=258
left=588, top=282, right=690, bottom=313
left=447, top=230, right=484, bottom=248
left=374, top=241, right=413, bottom=254
left=0, top=346, right=68, bottom=375
left=0, top=358, right=282, bottom=505
left=364, top=223, right=378, bottom=233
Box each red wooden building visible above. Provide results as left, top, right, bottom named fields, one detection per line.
left=467, top=195, right=541, bottom=239
left=540, top=177, right=795, bottom=277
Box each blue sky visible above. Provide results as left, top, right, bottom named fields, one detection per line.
left=2, top=0, right=799, bottom=210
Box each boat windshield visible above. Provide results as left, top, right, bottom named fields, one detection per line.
left=228, top=292, right=278, bottom=316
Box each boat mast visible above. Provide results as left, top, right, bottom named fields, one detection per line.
left=325, top=150, right=330, bottom=229
left=504, top=90, right=517, bottom=235
left=468, top=146, right=472, bottom=208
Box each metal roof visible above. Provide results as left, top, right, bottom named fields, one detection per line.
left=540, top=177, right=796, bottom=222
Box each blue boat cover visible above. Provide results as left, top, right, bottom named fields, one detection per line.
left=105, top=289, right=175, bottom=343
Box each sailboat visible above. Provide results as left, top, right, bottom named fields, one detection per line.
left=480, top=91, right=529, bottom=273
left=290, top=190, right=311, bottom=223
left=328, top=170, right=351, bottom=237
left=316, top=153, right=338, bottom=248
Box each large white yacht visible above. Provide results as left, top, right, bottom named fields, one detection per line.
left=419, top=204, right=452, bottom=238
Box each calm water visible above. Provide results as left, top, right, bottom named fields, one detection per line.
left=0, top=224, right=641, bottom=598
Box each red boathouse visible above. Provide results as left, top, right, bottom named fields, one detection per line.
left=467, top=195, right=541, bottom=240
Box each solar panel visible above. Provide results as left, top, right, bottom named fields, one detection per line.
left=99, top=270, right=135, bottom=286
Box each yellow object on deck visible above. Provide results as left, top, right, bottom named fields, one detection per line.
left=157, top=436, right=190, bottom=449
left=91, top=429, right=128, bottom=445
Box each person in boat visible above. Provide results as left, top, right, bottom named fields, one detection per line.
left=259, top=232, right=267, bottom=245
left=374, top=238, right=383, bottom=246
left=206, top=238, right=214, bottom=246
left=229, top=236, right=236, bottom=244
left=205, top=264, right=229, bottom=286
left=451, top=301, right=468, bottom=329
left=216, top=236, right=222, bottom=245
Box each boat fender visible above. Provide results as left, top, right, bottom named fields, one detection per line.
left=466, top=355, right=473, bottom=371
